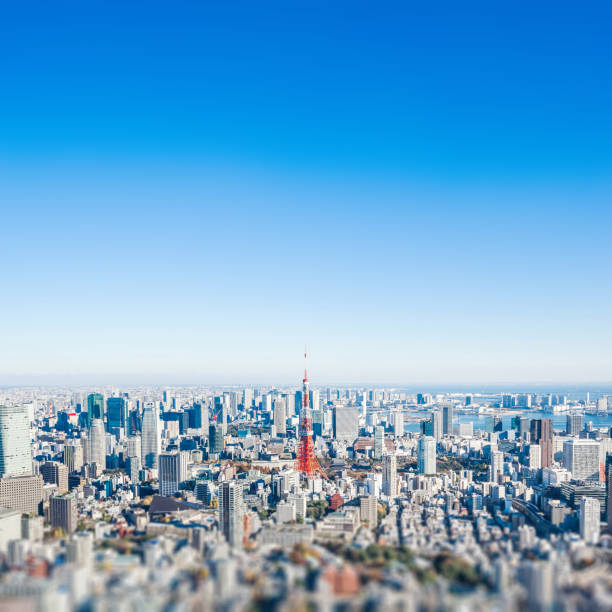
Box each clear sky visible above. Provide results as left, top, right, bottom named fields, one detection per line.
left=1, top=1, right=611, bottom=386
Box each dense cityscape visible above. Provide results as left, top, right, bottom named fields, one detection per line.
left=0, top=359, right=610, bottom=611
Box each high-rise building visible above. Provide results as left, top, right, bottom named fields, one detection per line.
left=40, top=461, right=68, bottom=493
left=218, top=481, right=244, bottom=547
left=442, top=404, right=454, bottom=435
left=530, top=419, right=553, bottom=468
left=158, top=451, right=188, bottom=496
left=0, top=405, right=31, bottom=478
left=63, top=441, right=83, bottom=474
left=0, top=475, right=42, bottom=515
left=274, top=399, right=286, bottom=435
left=606, top=454, right=612, bottom=529
left=489, top=450, right=504, bottom=482
left=373, top=425, right=384, bottom=460
left=579, top=496, right=600, bottom=544
left=50, top=494, right=77, bottom=534
left=528, top=444, right=541, bottom=470
left=106, top=397, right=127, bottom=438
left=88, top=419, right=106, bottom=472
left=209, top=423, right=225, bottom=455
left=141, top=401, right=161, bottom=469
left=382, top=454, right=397, bottom=497
left=126, top=455, right=140, bottom=482
left=87, top=393, right=104, bottom=424
left=563, top=439, right=600, bottom=481
left=332, top=406, right=359, bottom=443
left=418, top=437, right=437, bottom=475
left=431, top=411, right=442, bottom=441
left=360, top=494, right=378, bottom=529
left=393, top=410, right=404, bottom=438
left=566, top=413, right=583, bottom=436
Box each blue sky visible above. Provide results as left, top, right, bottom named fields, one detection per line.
left=1, top=2, right=611, bottom=385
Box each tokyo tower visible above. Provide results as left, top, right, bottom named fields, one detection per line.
left=295, top=351, right=327, bottom=480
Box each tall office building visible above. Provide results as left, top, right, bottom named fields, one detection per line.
left=106, top=397, right=127, bottom=438
left=489, top=450, right=504, bottom=482
left=393, top=410, right=404, bottom=438
left=41, top=461, right=68, bottom=493
left=431, top=411, right=442, bottom=441
left=333, top=405, right=359, bottom=443
left=87, top=393, right=104, bottom=424
left=530, top=419, right=553, bottom=468
left=360, top=494, right=378, bottom=529
left=209, top=423, right=225, bottom=455
left=442, top=404, right=454, bottom=435
left=0, top=475, right=43, bottom=515
left=88, top=419, right=106, bottom=472
left=566, top=413, right=583, bottom=436
left=50, top=494, right=77, bottom=534
left=159, top=452, right=188, bottom=496
left=579, top=496, right=600, bottom=544
left=64, top=441, right=83, bottom=474
left=218, top=481, right=244, bottom=547
left=563, top=439, right=600, bottom=481
left=274, top=399, right=286, bottom=435
left=606, top=454, right=612, bottom=529
left=418, top=437, right=437, bottom=475
left=141, top=401, right=161, bottom=469
left=528, top=444, right=541, bottom=470
left=0, top=405, right=31, bottom=478
left=374, top=425, right=384, bottom=460
left=242, top=389, right=253, bottom=411
left=382, top=454, right=397, bottom=497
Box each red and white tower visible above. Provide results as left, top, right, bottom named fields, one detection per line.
left=295, top=350, right=327, bottom=479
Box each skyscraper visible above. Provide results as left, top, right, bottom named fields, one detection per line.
left=159, top=452, right=188, bottom=496
left=382, top=454, right=397, bottom=496
left=141, top=401, right=161, bottom=469
left=218, top=480, right=244, bottom=547
left=566, top=413, right=583, bottom=436
left=579, top=496, right=600, bottom=544
left=530, top=419, right=553, bottom=468
left=106, top=397, right=127, bottom=438
left=274, top=399, right=286, bottom=435
left=442, top=404, right=454, bottom=435
left=374, top=425, right=384, bottom=460
left=489, top=450, right=504, bottom=482
left=87, top=393, right=104, bottom=424
left=431, top=411, right=442, bottom=441
left=606, top=454, right=612, bottom=529
left=563, top=439, right=600, bottom=481
left=333, top=406, right=359, bottom=443
left=418, top=437, right=436, bottom=475
left=88, top=419, right=106, bottom=472
left=209, top=422, right=225, bottom=455
left=0, top=405, right=31, bottom=478
left=50, top=494, right=77, bottom=534
left=393, top=410, right=404, bottom=438
left=63, top=441, right=83, bottom=474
